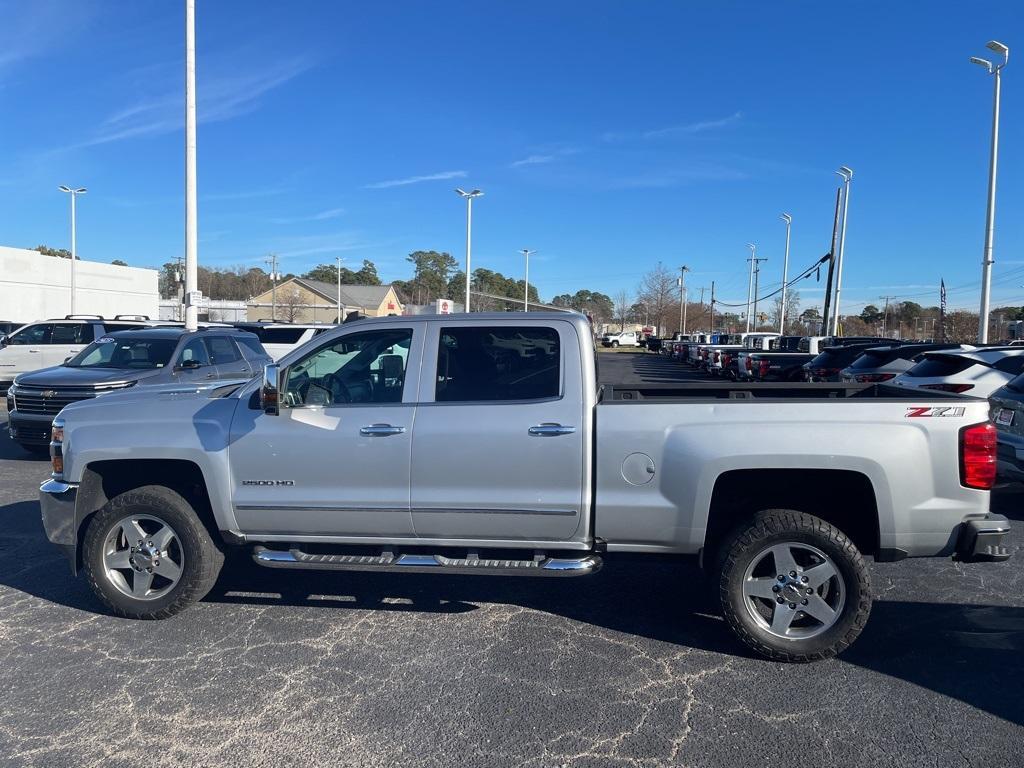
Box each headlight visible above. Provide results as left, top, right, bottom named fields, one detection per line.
left=50, top=418, right=65, bottom=477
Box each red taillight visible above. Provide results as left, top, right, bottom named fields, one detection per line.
left=758, top=360, right=770, bottom=377
left=745, top=357, right=752, bottom=371
left=921, top=383, right=975, bottom=393
left=855, top=373, right=896, bottom=383
left=960, top=422, right=997, bottom=490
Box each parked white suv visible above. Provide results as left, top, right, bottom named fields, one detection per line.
left=892, top=347, right=1024, bottom=398
left=231, top=322, right=334, bottom=360
left=0, top=315, right=159, bottom=394
left=601, top=330, right=640, bottom=348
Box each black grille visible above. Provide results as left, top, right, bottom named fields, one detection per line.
left=10, top=424, right=50, bottom=443
left=13, top=390, right=96, bottom=415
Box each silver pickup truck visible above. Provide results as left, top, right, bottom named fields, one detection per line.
left=39, top=312, right=1011, bottom=662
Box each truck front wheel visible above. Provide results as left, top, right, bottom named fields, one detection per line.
left=611, top=340, right=619, bottom=347
left=717, top=509, right=871, bottom=662
left=82, top=485, right=224, bottom=620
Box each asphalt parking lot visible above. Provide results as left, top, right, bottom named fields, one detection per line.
left=1, top=350, right=1022, bottom=767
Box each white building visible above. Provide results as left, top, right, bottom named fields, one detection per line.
left=0, top=246, right=158, bottom=323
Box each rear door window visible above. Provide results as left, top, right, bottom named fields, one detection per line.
left=993, top=355, right=1024, bottom=375
left=204, top=336, right=242, bottom=364
left=49, top=323, right=90, bottom=344
left=435, top=326, right=560, bottom=402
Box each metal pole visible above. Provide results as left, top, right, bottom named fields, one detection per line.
left=710, top=281, right=716, bottom=333
left=184, top=0, right=199, bottom=331
left=336, top=256, right=342, bottom=323
left=678, top=265, right=689, bottom=335
left=520, top=249, right=535, bottom=311
left=833, top=168, right=853, bottom=336
left=979, top=65, right=1003, bottom=342
left=751, top=257, right=766, bottom=330
left=745, top=245, right=755, bottom=332
left=779, top=214, right=792, bottom=334
left=69, top=192, right=77, bottom=315
left=464, top=197, right=472, bottom=312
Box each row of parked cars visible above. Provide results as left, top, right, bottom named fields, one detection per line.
left=653, top=330, right=1024, bottom=486
left=1, top=315, right=339, bottom=454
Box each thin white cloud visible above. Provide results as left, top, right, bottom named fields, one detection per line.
left=270, top=207, right=346, bottom=224
left=511, top=154, right=555, bottom=168
left=65, top=55, right=312, bottom=149
left=609, top=165, right=747, bottom=189
left=0, top=1, right=94, bottom=80
left=365, top=170, right=467, bottom=189
left=643, top=111, right=743, bottom=139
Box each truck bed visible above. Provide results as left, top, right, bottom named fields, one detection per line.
left=602, top=382, right=969, bottom=401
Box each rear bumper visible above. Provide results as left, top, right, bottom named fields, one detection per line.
left=40, top=479, right=80, bottom=573
left=8, top=411, right=53, bottom=445
left=954, top=514, right=1012, bottom=563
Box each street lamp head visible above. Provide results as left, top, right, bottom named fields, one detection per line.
left=456, top=188, right=483, bottom=199
left=970, top=56, right=993, bottom=70
left=780, top=213, right=792, bottom=224
left=987, top=40, right=1009, bottom=60
left=58, top=185, right=71, bottom=193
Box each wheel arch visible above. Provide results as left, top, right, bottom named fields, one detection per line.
left=703, top=469, right=881, bottom=564
left=73, top=459, right=222, bottom=574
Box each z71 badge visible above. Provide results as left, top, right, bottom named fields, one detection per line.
left=241, top=480, right=295, bottom=486
left=905, top=406, right=966, bottom=418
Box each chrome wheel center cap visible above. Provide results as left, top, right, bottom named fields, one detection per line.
left=130, top=545, right=159, bottom=570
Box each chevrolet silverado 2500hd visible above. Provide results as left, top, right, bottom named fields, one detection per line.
left=39, top=313, right=1011, bottom=662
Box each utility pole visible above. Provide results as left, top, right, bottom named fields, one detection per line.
left=678, top=265, right=690, bottom=335
left=183, top=0, right=199, bottom=331
left=821, top=187, right=842, bottom=336
left=710, top=281, right=716, bottom=333
left=264, top=254, right=279, bottom=321
left=335, top=256, right=344, bottom=323
left=751, top=255, right=768, bottom=331
left=880, top=295, right=895, bottom=337
left=745, top=244, right=756, bottom=332
left=779, top=213, right=792, bottom=334
left=832, top=167, right=853, bottom=336
left=58, top=186, right=87, bottom=315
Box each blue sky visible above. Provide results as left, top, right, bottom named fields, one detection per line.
left=0, top=1, right=1021, bottom=314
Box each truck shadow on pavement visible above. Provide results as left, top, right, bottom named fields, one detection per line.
left=1, top=500, right=1022, bottom=727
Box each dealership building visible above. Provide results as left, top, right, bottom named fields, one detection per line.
left=0, top=246, right=159, bottom=324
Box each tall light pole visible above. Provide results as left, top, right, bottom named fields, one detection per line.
left=184, top=0, right=199, bottom=331
left=971, top=40, right=1009, bottom=343
left=58, top=186, right=86, bottom=315
left=779, top=214, right=792, bottom=334
left=264, top=253, right=279, bottom=321
left=520, top=249, right=536, bottom=311
left=335, top=255, right=344, bottom=323
left=832, top=166, right=853, bottom=336
left=745, top=243, right=756, bottom=332
left=455, top=188, right=483, bottom=312
left=678, top=265, right=690, bottom=335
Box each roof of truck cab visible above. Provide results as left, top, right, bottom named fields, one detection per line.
left=364, top=311, right=585, bottom=323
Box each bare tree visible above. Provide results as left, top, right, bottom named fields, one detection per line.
left=636, top=263, right=675, bottom=336
left=277, top=286, right=306, bottom=323
left=770, top=289, right=801, bottom=334
left=614, top=290, right=632, bottom=331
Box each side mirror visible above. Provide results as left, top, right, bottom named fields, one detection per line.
left=0, top=334, right=7, bottom=348
left=261, top=363, right=280, bottom=415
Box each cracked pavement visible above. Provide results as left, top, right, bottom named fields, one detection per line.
left=1, top=353, right=1022, bottom=767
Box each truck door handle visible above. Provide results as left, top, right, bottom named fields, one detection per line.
left=360, top=424, right=406, bottom=436
left=528, top=423, right=576, bottom=436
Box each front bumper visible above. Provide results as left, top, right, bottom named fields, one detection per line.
left=954, top=514, right=1012, bottom=563
left=9, top=411, right=53, bottom=445
left=40, top=478, right=80, bottom=573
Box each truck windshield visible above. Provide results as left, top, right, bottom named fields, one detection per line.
left=66, top=337, right=178, bottom=369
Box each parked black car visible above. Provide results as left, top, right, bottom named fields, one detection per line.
left=804, top=343, right=896, bottom=382
left=839, top=343, right=969, bottom=383
left=989, top=372, right=1024, bottom=484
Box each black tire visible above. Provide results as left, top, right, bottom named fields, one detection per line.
left=611, top=340, right=619, bottom=348
left=82, top=485, right=224, bottom=620
left=717, top=509, right=871, bottom=662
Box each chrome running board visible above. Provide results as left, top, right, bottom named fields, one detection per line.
left=252, top=546, right=602, bottom=577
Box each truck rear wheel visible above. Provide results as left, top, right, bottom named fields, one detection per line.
left=717, top=509, right=871, bottom=662
left=82, top=485, right=224, bottom=620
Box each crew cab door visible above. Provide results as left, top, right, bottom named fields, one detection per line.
left=410, top=320, right=587, bottom=544
left=227, top=324, right=422, bottom=537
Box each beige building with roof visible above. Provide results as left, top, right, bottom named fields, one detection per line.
left=246, top=278, right=403, bottom=323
